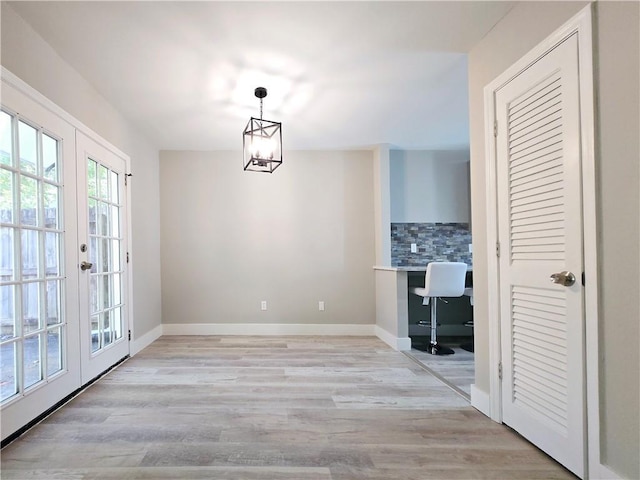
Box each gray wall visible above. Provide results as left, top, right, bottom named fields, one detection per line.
left=390, top=150, right=470, bottom=223
left=159, top=150, right=376, bottom=327
left=1, top=4, right=163, bottom=341
left=468, top=2, right=639, bottom=477
left=594, top=2, right=639, bottom=475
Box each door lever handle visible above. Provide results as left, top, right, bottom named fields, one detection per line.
left=80, top=261, right=93, bottom=271
left=550, top=271, right=576, bottom=287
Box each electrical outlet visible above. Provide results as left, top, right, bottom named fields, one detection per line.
left=319, top=301, right=325, bottom=311
left=468, top=243, right=473, bottom=253
left=261, top=301, right=267, bottom=311
left=411, top=243, right=417, bottom=253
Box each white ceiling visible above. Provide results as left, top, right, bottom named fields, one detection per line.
left=9, top=1, right=513, bottom=151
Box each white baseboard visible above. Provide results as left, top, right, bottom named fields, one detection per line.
left=470, top=384, right=491, bottom=418
left=130, top=324, right=163, bottom=355
left=375, top=326, right=412, bottom=351
left=596, top=464, right=622, bottom=480
left=162, top=323, right=376, bottom=337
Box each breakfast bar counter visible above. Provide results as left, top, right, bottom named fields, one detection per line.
left=373, top=265, right=472, bottom=351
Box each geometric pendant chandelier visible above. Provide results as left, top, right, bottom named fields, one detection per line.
left=242, top=87, right=283, bottom=173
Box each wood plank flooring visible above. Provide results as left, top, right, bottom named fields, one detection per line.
left=405, top=346, right=475, bottom=398
left=1, top=336, right=575, bottom=479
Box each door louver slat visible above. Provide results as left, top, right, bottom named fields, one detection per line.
left=514, top=323, right=565, bottom=347
left=514, top=386, right=568, bottom=430
left=511, top=204, right=564, bottom=222
left=511, top=196, right=564, bottom=214
left=509, top=75, right=561, bottom=110
left=512, top=236, right=564, bottom=247
left=510, top=107, right=562, bottom=142
left=512, top=336, right=568, bottom=365
left=511, top=182, right=563, bottom=203
left=512, top=228, right=564, bottom=240
left=512, top=306, right=567, bottom=327
left=509, top=127, right=562, bottom=156
left=513, top=312, right=566, bottom=335
left=510, top=158, right=562, bottom=183
left=508, top=71, right=565, bottom=262
left=510, top=138, right=562, bottom=165
left=513, top=343, right=568, bottom=374
left=511, top=220, right=564, bottom=234
left=510, top=95, right=561, bottom=127
left=514, top=365, right=568, bottom=401
left=511, top=285, right=569, bottom=434
left=511, top=215, right=564, bottom=230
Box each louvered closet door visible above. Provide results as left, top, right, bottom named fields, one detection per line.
left=495, top=34, right=585, bottom=477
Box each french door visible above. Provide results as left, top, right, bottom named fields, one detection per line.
left=76, top=132, right=129, bottom=384
left=0, top=76, right=129, bottom=442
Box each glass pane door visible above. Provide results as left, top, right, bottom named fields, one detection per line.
left=0, top=110, right=65, bottom=403
left=1, top=84, right=80, bottom=443
left=1, top=78, right=129, bottom=443
left=77, top=131, right=128, bottom=384
left=87, top=159, right=124, bottom=353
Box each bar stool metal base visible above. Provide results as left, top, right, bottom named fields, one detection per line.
left=460, top=319, right=474, bottom=352
left=429, top=343, right=455, bottom=355
left=415, top=299, right=456, bottom=355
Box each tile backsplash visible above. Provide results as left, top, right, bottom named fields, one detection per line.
left=391, top=222, right=472, bottom=267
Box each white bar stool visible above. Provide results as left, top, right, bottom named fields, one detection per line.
left=410, top=262, right=467, bottom=355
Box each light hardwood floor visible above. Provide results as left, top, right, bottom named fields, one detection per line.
left=405, top=345, right=475, bottom=399
left=1, top=336, right=575, bottom=479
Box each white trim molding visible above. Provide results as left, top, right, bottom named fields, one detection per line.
left=130, top=325, right=163, bottom=356
left=374, top=326, right=412, bottom=351
left=483, top=4, right=601, bottom=477
left=597, top=465, right=622, bottom=480
left=470, top=384, right=491, bottom=418
left=162, top=323, right=376, bottom=337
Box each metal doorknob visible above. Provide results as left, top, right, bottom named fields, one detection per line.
left=550, top=271, right=576, bottom=287
left=80, top=261, right=93, bottom=271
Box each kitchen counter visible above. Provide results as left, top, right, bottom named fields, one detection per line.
left=374, top=265, right=428, bottom=272
left=374, top=265, right=472, bottom=272
left=373, top=265, right=473, bottom=351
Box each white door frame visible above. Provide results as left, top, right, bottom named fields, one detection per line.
left=483, top=5, right=602, bottom=477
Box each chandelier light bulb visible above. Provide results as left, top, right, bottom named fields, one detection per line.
left=251, top=136, right=276, bottom=160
